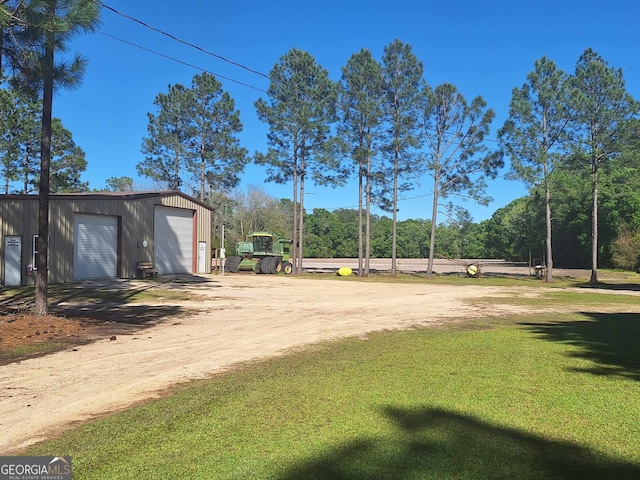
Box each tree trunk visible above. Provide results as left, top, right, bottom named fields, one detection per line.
left=291, top=160, right=298, bottom=274
left=590, top=165, right=599, bottom=283
left=544, top=159, right=554, bottom=282
left=199, top=155, right=205, bottom=202
left=35, top=37, right=54, bottom=316
left=297, top=167, right=305, bottom=275
left=172, top=152, right=180, bottom=190
left=364, top=154, right=371, bottom=276
left=357, top=160, right=363, bottom=276
left=391, top=145, right=398, bottom=276
left=427, top=168, right=439, bottom=278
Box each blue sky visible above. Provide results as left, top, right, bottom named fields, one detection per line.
left=51, top=0, right=640, bottom=222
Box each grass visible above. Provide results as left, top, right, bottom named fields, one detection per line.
left=0, top=281, right=205, bottom=307
left=25, top=307, right=640, bottom=479
left=0, top=342, right=68, bottom=359
left=474, top=289, right=640, bottom=310
left=310, top=268, right=639, bottom=289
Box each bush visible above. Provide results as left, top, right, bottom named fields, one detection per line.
left=611, top=228, right=640, bottom=271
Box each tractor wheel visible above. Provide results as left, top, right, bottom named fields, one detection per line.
left=260, top=256, right=274, bottom=274
left=282, top=261, right=293, bottom=274
left=274, top=259, right=283, bottom=274
left=258, top=257, right=267, bottom=273
left=225, top=256, right=241, bottom=273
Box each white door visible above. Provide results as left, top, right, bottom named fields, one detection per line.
left=3, top=236, right=22, bottom=286
left=154, top=206, right=193, bottom=274
left=198, top=241, right=207, bottom=273
left=74, top=214, right=118, bottom=281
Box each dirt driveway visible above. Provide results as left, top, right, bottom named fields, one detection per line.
left=0, top=265, right=626, bottom=454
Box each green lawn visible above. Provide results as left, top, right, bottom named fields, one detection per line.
left=26, top=306, right=640, bottom=479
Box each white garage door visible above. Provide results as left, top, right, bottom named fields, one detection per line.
left=74, top=214, right=118, bottom=281
left=154, top=206, right=193, bottom=274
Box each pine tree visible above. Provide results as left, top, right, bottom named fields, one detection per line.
left=337, top=49, right=385, bottom=276
left=421, top=83, right=500, bottom=277
left=255, top=48, right=340, bottom=274
left=499, top=57, right=569, bottom=282
left=138, top=83, right=195, bottom=191
left=138, top=73, right=248, bottom=200
left=380, top=39, right=424, bottom=275
left=189, top=72, right=248, bottom=201
left=5, top=0, right=100, bottom=315
left=568, top=49, right=638, bottom=283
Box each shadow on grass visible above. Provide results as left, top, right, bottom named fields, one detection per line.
left=575, top=282, right=640, bottom=292
left=0, top=283, right=153, bottom=314
left=49, top=284, right=155, bottom=306
left=49, top=303, right=190, bottom=325
left=279, top=407, right=639, bottom=480
left=522, top=313, right=640, bottom=381
left=154, top=274, right=221, bottom=286
left=0, top=287, right=35, bottom=314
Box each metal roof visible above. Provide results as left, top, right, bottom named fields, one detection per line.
left=0, top=190, right=215, bottom=211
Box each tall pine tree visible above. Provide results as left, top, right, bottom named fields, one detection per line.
left=5, top=0, right=100, bottom=315
left=255, top=48, right=340, bottom=274
left=337, top=49, right=385, bottom=276
left=189, top=72, right=248, bottom=201
left=421, top=83, right=500, bottom=277
left=380, top=40, right=424, bottom=275
left=568, top=49, right=638, bottom=283
left=138, top=83, right=195, bottom=191
left=499, top=57, right=569, bottom=282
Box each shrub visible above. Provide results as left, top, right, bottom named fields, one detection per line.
left=612, top=228, right=640, bottom=271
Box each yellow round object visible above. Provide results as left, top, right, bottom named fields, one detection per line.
left=466, top=264, right=479, bottom=277
left=337, top=267, right=353, bottom=277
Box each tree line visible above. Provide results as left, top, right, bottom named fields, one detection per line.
left=217, top=45, right=639, bottom=278
left=216, top=185, right=640, bottom=274
left=137, top=42, right=504, bottom=276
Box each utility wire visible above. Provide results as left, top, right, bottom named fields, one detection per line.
left=97, top=31, right=267, bottom=93
left=97, top=1, right=508, bottom=148
left=98, top=1, right=271, bottom=81
left=93, top=0, right=508, bottom=212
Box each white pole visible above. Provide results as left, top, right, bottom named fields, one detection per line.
left=221, top=223, right=226, bottom=276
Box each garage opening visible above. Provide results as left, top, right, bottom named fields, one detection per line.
left=74, top=214, right=118, bottom=281
left=154, top=206, right=194, bottom=274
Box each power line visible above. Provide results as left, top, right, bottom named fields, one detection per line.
left=95, top=2, right=333, bottom=110
left=97, top=31, right=267, bottom=93
left=98, top=1, right=271, bottom=81
left=96, top=1, right=507, bottom=148
left=93, top=0, right=508, bottom=207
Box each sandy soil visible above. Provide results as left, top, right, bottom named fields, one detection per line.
left=0, top=261, right=634, bottom=454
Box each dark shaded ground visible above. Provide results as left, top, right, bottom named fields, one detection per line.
left=279, top=407, right=640, bottom=480
left=522, top=312, right=640, bottom=382
left=0, top=278, right=202, bottom=365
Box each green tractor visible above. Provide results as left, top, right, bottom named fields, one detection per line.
left=224, top=232, right=293, bottom=274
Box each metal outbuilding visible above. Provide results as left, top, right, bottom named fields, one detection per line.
left=0, top=191, right=213, bottom=286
